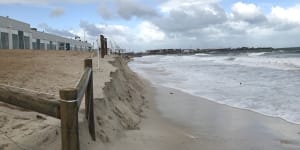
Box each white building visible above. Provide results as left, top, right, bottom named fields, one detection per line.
left=0, top=16, right=91, bottom=51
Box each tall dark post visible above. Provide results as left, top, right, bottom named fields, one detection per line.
left=84, top=58, right=96, bottom=140
left=84, top=59, right=92, bottom=119
left=104, top=38, right=108, bottom=55
left=100, top=35, right=105, bottom=58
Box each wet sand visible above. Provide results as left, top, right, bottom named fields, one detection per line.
left=106, top=79, right=195, bottom=150
left=107, top=75, right=300, bottom=150
left=153, top=85, right=300, bottom=150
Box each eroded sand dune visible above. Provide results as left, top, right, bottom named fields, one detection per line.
left=0, top=50, right=148, bottom=150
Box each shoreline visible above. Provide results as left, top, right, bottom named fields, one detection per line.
left=162, top=86, right=300, bottom=126
left=126, top=62, right=300, bottom=150
left=105, top=71, right=197, bottom=150
left=147, top=83, right=300, bottom=150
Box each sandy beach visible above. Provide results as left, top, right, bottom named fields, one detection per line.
left=0, top=50, right=300, bottom=150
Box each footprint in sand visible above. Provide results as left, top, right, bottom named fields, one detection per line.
left=0, top=143, right=9, bottom=150
left=13, top=116, right=30, bottom=120
left=0, top=116, right=8, bottom=128
left=11, top=123, right=25, bottom=130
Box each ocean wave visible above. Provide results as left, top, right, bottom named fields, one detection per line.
left=191, top=55, right=300, bottom=70
left=247, top=52, right=268, bottom=57
left=223, top=57, right=300, bottom=70
left=225, top=57, right=236, bottom=61
left=195, top=53, right=210, bottom=56
left=135, top=54, right=300, bottom=70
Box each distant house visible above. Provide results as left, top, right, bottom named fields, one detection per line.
left=0, top=16, right=91, bottom=50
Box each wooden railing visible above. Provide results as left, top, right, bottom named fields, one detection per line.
left=0, top=58, right=96, bottom=150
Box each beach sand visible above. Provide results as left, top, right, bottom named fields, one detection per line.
left=0, top=50, right=299, bottom=150
left=0, top=50, right=91, bottom=150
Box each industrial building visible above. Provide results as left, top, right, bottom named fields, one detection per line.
left=0, top=16, right=91, bottom=51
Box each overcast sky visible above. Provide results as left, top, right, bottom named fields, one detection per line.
left=1, top=0, right=300, bottom=51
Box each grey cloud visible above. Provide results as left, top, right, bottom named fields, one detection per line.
left=116, top=0, right=158, bottom=20
left=151, top=3, right=227, bottom=33
left=267, top=19, right=300, bottom=31
left=142, top=1, right=294, bottom=49
left=79, top=21, right=102, bottom=37
left=38, top=23, right=75, bottom=37
left=79, top=20, right=134, bottom=50
left=265, top=28, right=300, bottom=47
left=232, top=12, right=266, bottom=24
left=148, top=21, right=300, bottom=49
left=79, top=20, right=127, bottom=37
left=137, top=1, right=300, bottom=49
left=98, top=5, right=116, bottom=19
left=50, top=7, right=65, bottom=17
left=97, top=0, right=158, bottom=20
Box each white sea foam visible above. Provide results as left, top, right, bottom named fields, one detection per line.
left=129, top=53, right=300, bottom=124
left=224, top=57, right=300, bottom=70
left=193, top=55, right=300, bottom=70
left=247, top=52, right=268, bottom=57
left=194, top=53, right=210, bottom=56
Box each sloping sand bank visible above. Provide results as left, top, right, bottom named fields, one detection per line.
left=0, top=50, right=91, bottom=150
left=0, top=50, right=168, bottom=150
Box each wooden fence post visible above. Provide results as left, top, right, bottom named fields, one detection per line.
left=59, top=88, right=79, bottom=150
left=84, top=58, right=96, bottom=140
left=100, top=35, right=105, bottom=58
left=84, top=59, right=92, bottom=119
left=104, top=38, right=108, bottom=55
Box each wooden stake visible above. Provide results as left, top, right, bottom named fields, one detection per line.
left=84, top=59, right=92, bottom=119
left=100, top=35, right=105, bottom=58
left=88, top=74, right=96, bottom=141
left=59, top=88, right=79, bottom=150
left=104, top=38, right=108, bottom=55
left=84, top=58, right=96, bottom=141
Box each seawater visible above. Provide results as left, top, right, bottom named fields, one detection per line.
left=128, top=50, right=300, bottom=124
